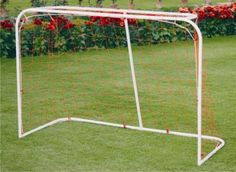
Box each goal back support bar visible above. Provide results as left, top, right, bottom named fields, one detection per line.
left=15, top=7, right=224, bottom=166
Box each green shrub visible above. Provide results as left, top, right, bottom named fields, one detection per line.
left=0, top=5, right=235, bottom=58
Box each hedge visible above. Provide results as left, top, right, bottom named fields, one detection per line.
left=1, top=3, right=236, bottom=58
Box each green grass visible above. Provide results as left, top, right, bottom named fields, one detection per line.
left=20, top=40, right=197, bottom=134
left=1, top=36, right=236, bottom=171
left=6, top=0, right=230, bottom=16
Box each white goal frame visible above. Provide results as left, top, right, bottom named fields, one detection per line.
left=15, top=6, right=225, bottom=166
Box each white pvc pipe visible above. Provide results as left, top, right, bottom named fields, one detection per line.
left=15, top=7, right=223, bottom=166
left=199, top=140, right=225, bottom=165
left=20, top=118, right=68, bottom=138
left=21, top=117, right=224, bottom=145
left=15, top=14, right=23, bottom=138
left=124, top=15, right=143, bottom=128
left=19, top=116, right=225, bottom=165
left=189, top=21, right=203, bottom=166
left=33, top=6, right=197, bottom=20
left=16, top=8, right=196, bottom=24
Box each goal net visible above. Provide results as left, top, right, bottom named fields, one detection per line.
left=15, top=7, right=224, bottom=166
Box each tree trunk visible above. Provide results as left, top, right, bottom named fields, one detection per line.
left=0, top=0, right=9, bottom=8
left=156, top=0, right=162, bottom=9
left=96, top=0, right=103, bottom=7
left=0, top=0, right=8, bottom=17
left=110, top=0, right=118, bottom=8
left=181, top=0, right=188, bottom=5
left=78, top=0, right=83, bottom=6
left=205, top=0, right=212, bottom=4
left=0, top=7, right=8, bottom=17
left=129, top=0, right=135, bottom=9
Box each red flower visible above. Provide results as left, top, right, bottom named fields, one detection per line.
left=47, top=23, right=56, bottom=31
left=203, top=6, right=218, bottom=18
left=128, top=19, right=137, bottom=25
left=231, top=2, right=236, bottom=12
left=85, top=21, right=94, bottom=26
left=179, top=3, right=235, bottom=21
left=63, top=22, right=75, bottom=29
left=119, top=20, right=124, bottom=27
left=50, top=19, right=57, bottom=26
left=217, top=5, right=234, bottom=19
left=208, top=11, right=216, bottom=17
left=179, top=7, right=191, bottom=13
left=110, top=18, right=122, bottom=25
left=111, top=18, right=126, bottom=26
left=198, top=12, right=206, bottom=21
left=0, top=20, right=14, bottom=30
left=193, top=7, right=206, bottom=21
left=204, top=6, right=214, bottom=12
left=88, top=15, right=137, bottom=27
left=90, top=16, right=100, bottom=22
left=33, top=18, right=42, bottom=26
left=99, top=17, right=110, bottom=26
left=52, top=16, right=68, bottom=25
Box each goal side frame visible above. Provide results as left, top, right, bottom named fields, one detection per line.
left=15, top=7, right=225, bottom=166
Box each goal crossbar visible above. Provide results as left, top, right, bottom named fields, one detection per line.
left=15, top=7, right=224, bottom=166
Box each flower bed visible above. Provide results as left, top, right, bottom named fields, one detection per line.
left=1, top=2, right=235, bottom=58
left=179, top=3, right=236, bottom=20
left=179, top=2, right=236, bottom=37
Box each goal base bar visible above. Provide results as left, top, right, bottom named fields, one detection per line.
left=19, top=117, right=225, bottom=166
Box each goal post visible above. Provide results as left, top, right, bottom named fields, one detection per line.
left=15, top=6, right=224, bottom=166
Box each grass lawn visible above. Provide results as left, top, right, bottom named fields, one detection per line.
left=1, top=35, right=236, bottom=171
left=6, top=0, right=230, bottom=16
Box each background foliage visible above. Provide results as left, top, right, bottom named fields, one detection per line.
left=1, top=2, right=236, bottom=58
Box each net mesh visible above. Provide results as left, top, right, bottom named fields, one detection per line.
left=19, top=14, right=220, bottom=158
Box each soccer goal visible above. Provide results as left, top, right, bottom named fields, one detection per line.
left=15, top=6, right=224, bottom=166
